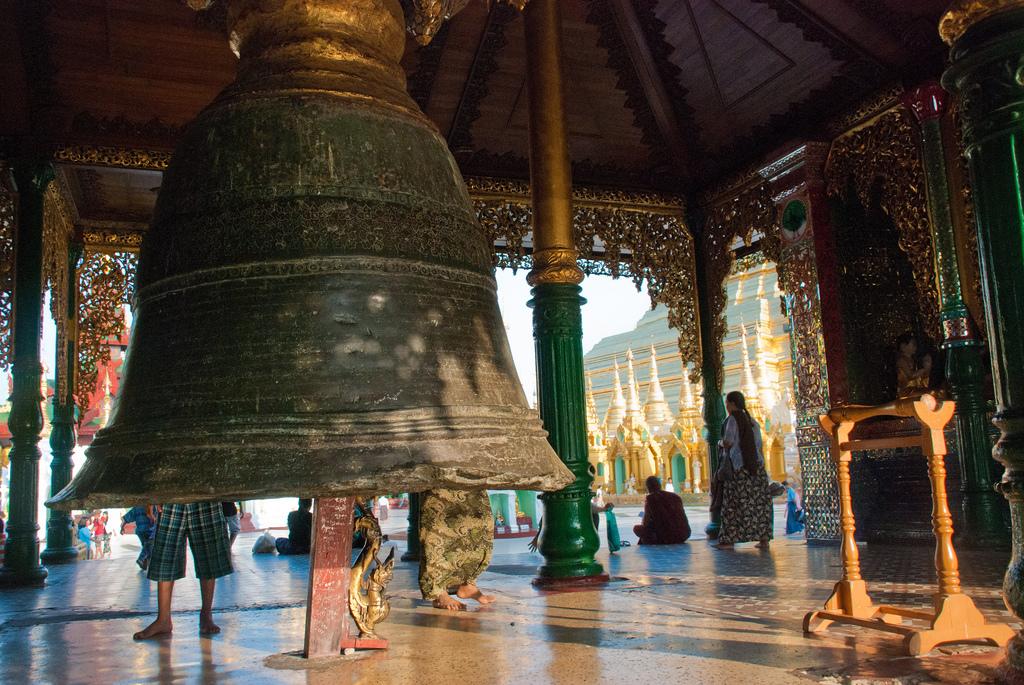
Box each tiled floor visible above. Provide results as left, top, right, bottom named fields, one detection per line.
left=0, top=505, right=1016, bottom=684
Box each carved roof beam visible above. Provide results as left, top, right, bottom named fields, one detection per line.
left=602, top=0, right=694, bottom=180
left=445, top=3, right=519, bottom=154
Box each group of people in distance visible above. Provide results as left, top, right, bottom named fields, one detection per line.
left=76, top=511, right=113, bottom=560
left=591, top=389, right=803, bottom=552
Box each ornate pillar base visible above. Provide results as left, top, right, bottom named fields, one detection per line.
left=0, top=443, right=49, bottom=585
left=39, top=545, right=79, bottom=566
left=1000, top=634, right=1024, bottom=685
left=705, top=512, right=721, bottom=539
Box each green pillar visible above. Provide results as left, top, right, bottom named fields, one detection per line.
left=902, top=82, right=1008, bottom=547
left=523, top=0, right=604, bottom=584
left=694, top=226, right=726, bottom=538
left=41, top=242, right=82, bottom=564
left=0, top=161, right=52, bottom=586
left=943, top=2, right=1024, bottom=673
left=400, top=492, right=421, bottom=562
left=530, top=283, right=604, bottom=583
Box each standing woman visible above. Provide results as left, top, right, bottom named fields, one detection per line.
left=715, top=391, right=774, bottom=550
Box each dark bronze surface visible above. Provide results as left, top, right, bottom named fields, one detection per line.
left=49, top=0, right=572, bottom=509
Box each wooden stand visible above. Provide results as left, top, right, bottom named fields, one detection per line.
left=803, top=395, right=1014, bottom=655
left=304, top=497, right=389, bottom=657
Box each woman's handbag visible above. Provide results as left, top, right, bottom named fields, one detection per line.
left=717, top=446, right=736, bottom=481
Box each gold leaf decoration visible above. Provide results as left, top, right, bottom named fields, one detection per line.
left=0, top=171, right=14, bottom=373
left=53, top=145, right=171, bottom=171
left=700, top=181, right=778, bottom=389
left=826, top=108, right=942, bottom=340
left=468, top=177, right=699, bottom=367
left=76, top=251, right=136, bottom=413
left=404, top=0, right=527, bottom=45
left=940, top=0, right=1024, bottom=45
left=42, top=184, right=75, bottom=402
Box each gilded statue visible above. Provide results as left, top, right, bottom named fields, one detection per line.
left=348, top=512, right=395, bottom=640
left=895, top=333, right=932, bottom=397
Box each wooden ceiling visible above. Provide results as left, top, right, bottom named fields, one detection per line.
left=2, top=0, right=950, bottom=228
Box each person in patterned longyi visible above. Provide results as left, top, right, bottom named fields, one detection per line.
left=418, top=489, right=496, bottom=611
left=715, top=391, right=774, bottom=550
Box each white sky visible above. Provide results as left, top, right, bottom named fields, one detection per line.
left=15, top=275, right=651, bottom=408
left=495, top=269, right=651, bottom=405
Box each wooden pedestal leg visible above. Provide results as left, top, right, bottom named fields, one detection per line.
left=304, top=497, right=355, bottom=658
left=906, top=593, right=1017, bottom=655
left=905, top=401, right=1015, bottom=655
left=805, top=419, right=883, bottom=633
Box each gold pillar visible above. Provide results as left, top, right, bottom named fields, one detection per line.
left=524, top=0, right=582, bottom=286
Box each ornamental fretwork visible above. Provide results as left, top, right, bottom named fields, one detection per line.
left=700, top=180, right=778, bottom=389
left=401, top=0, right=528, bottom=45
left=43, top=183, right=75, bottom=403
left=0, top=170, right=14, bottom=373
left=469, top=177, right=700, bottom=369
left=76, top=251, right=136, bottom=413
left=825, top=107, right=942, bottom=340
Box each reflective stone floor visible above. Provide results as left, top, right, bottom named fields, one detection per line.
left=0, top=505, right=1016, bottom=684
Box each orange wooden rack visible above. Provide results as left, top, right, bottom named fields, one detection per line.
left=803, top=394, right=1014, bottom=655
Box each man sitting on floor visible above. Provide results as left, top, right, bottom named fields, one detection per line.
left=633, top=476, right=691, bottom=545
left=275, top=498, right=313, bottom=555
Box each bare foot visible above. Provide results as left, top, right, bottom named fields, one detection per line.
left=199, top=613, right=221, bottom=636
left=713, top=543, right=734, bottom=550
left=756, top=538, right=771, bottom=550
left=456, top=584, right=496, bottom=605
left=133, top=618, right=173, bottom=640
left=432, top=594, right=467, bottom=611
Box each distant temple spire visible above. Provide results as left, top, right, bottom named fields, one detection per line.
left=644, top=345, right=673, bottom=432
left=585, top=374, right=601, bottom=432
left=625, top=348, right=642, bottom=420
left=754, top=314, right=778, bottom=407
left=604, top=358, right=627, bottom=433
left=740, top=322, right=765, bottom=420
left=679, top=360, right=697, bottom=414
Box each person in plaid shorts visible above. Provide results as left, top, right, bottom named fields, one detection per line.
left=133, top=502, right=233, bottom=640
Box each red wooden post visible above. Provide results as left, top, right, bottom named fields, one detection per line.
left=303, top=497, right=355, bottom=658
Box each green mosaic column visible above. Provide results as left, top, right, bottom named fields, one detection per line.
left=694, top=240, right=726, bottom=538
left=530, top=284, right=604, bottom=582
left=943, top=2, right=1024, bottom=673
left=0, top=161, right=52, bottom=586
left=525, top=0, right=604, bottom=585
left=41, top=242, right=82, bottom=565
left=400, top=492, right=421, bottom=562
left=903, top=82, right=1008, bottom=548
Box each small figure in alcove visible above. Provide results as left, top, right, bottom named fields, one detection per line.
left=895, top=332, right=932, bottom=397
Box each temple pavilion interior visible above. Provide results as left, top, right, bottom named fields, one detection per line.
left=4, top=0, right=1024, bottom=683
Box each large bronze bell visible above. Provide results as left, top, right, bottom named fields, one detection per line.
left=49, top=0, right=573, bottom=509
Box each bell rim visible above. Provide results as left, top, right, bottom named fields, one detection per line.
left=47, top=434, right=574, bottom=510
